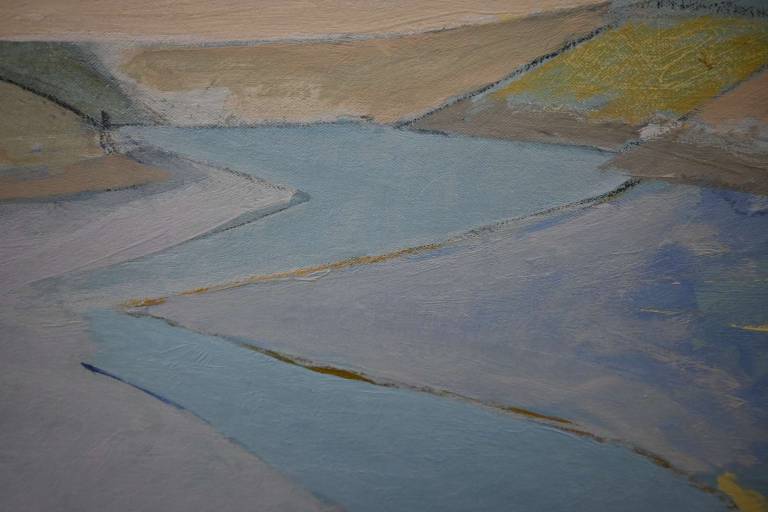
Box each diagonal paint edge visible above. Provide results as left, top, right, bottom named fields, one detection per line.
left=120, top=178, right=640, bottom=307
left=82, top=312, right=734, bottom=507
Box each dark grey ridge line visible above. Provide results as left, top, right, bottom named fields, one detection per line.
left=394, top=23, right=612, bottom=129
left=624, top=0, right=767, bottom=18
left=109, top=4, right=611, bottom=130
left=404, top=125, right=623, bottom=153
left=0, top=74, right=100, bottom=127
left=79, top=2, right=611, bottom=49
left=0, top=72, right=120, bottom=152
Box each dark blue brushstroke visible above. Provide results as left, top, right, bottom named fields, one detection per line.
left=81, top=362, right=186, bottom=411
left=86, top=310, right=729, bottom=512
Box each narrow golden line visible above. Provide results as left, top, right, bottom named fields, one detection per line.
left=238, top=342, right=377, bottom=384
left=123, top=297, right=167, bottom=308
left=125, top=309, right=730, bottom=501
left=181, top=242, right=445, bottom=296
left=120, top=178, right=640, bottom=310
left=731, top=324, right=768, bottom=333
left=120, top=241, right=445, bottom=308
left=497, top=404, right=573, bottom=424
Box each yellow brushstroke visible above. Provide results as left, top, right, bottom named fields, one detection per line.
left=718, top=473, right=768, bottom=512
left=120, top=242, right=444, bottom=309
left=238, top=339, right=576, bottom=422
left=304, top=365, right=377, bottom=384
left=731, top=324, right=768, bottom=333
left=238, top=344, right=378, bottom=384
left=120, top=179, right=640, bottom=309
left=495, top=16, right=768, bottom=124
left=181, top=242, right=445, bottom=295
left=498, top=404, right=573, bottom=424
left=123, top=297, right=167, bottom=308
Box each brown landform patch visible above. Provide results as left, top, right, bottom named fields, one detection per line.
left=606, top=71, right=768, bottom=195
left=605, top=134, right=768, bottom=195
left=1, top=0, right=605, bottom=42
left=119, top=4, right=609, bottom=124
left=0, top=154, right=169, bottom=201
left=413, top=104, right=639, bottom=151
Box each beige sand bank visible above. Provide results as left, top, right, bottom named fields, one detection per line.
left=413, top=104, right=638, bottom=151
left=695, top=70, right=768, bottom=132
left=0, top=154, right=169, bottom=200
left=0, top=81, right=174, bottom=199
left=607, top=71, right=768, bottom=195
left=0, top=149, right=299, bottom=291
left=116, top=4, right=608, bottom=124
left=606, top=136, right=768, bottom=195
left=1, top=0, right=604, bottom=42
left=0, top=296, right=329, bottom=512
left=682, top=69, right=768, bottom=160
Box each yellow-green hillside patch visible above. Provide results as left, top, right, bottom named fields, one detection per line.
left=0, top=82, right=169, bottom=200
left=0, top=81, right=102, bottom=170
left=494, top=16, right=768, bottom=125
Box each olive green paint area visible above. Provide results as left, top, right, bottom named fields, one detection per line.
left=0, top=41, right=156, bottom=125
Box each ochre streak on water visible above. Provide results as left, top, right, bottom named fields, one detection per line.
left=239, top=344, right=378, bottom=384
left=304, top=365, right=378, bottom=384
left=731, top=324, right=768, bottom=333
left=718, top=473, right=768, bottom=512
left=191, top=315, right=725, bottom=497
left=123, top=297, right=167, bottom=308
left=128, top=309, right=729, bottom=498
left=145, top=315, right=574, bottom=422
left=121, top=242, right=445, bottom=308
left=119, top=180, right=640, bottom=309
left=236, top=338, right=573, bottom=420
left=498, top=404, right=573, bottom=424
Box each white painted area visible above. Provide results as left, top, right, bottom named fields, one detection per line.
left=638, top=119, right=682, bottom=141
